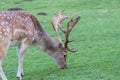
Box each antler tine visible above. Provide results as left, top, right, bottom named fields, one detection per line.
left=67, top=16, right=80, bottom=33
left=68, top=48, right=78, bottom=52
left=51, top=10, right=69, bottom=47
left=64, top=16, right=80, bottom=52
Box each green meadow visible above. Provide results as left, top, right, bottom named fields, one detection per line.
left=0, top=0, right=120, bottom=80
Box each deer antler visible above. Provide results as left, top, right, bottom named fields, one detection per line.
left=51, top=10, right=69, bottom=47
left=64, top=16, right=80, bottom=52
left=51, top=10, right=80, bottom=52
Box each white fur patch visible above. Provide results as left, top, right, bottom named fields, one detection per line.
left=14, top=29, right=26, bottom=35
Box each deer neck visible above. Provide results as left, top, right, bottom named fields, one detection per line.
left=34, top=29, right=59, bottom=55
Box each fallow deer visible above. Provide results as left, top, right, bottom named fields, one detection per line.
left=0, top=10, right=80, bottom=80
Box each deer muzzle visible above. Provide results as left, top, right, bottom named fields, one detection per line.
left=60, top=64, right=67, bottom=69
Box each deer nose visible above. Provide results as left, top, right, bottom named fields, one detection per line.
left=60, top=64, right=67, bottom=69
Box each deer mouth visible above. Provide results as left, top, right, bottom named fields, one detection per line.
left=60, top=64, right=67, bottom=69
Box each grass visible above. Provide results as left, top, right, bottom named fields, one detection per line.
left=0, top=0, right=120, bottom=80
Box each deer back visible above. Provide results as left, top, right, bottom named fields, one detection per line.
left=0, top=11, right=43, bottom=44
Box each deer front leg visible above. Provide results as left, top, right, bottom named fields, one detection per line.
left=0, top=66, right=7, bottom=80
left=0, top=41, right=10, bottom=80
left=16, top=38, right=29, bottom=80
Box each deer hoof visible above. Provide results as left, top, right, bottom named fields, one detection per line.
left=16, top=77, right=20, bottom=80
left=16, top=77, right=22, bottom=80
left=21, top=73, right=24, bottom=77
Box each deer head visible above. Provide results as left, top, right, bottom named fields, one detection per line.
left=51, top=10, right=80, bottom=68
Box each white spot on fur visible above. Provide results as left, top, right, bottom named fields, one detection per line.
left=3, top=29, right=5, bottom=31
left=1, top=22, right=5, bottom=25
left=6, top=28, right=10, bottom=32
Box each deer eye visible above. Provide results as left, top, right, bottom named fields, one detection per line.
left=64, top=55, right=67, bottom=58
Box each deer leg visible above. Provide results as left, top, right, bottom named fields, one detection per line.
left=16, top=45, right=24, bottom=77
left=16, top=38, right=29, bottom=80
left=0, top=41, right=10, bottom=80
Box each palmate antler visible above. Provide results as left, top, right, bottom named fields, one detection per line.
left=51, top=10, right=69, bottom=47
left=51, top=10, right=80, bottom=52
left=64, top=16, right=80, bottom=52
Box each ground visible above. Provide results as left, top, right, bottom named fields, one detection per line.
left=0, top=0, right=120, bottom=80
